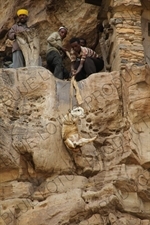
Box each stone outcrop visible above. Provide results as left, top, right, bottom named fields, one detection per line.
left=1, top=0, right=150, bottom=225
left=0, top=64, right=150, bottom=224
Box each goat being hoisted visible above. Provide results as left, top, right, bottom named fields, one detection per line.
left=62, top=107, right=97, bottom=151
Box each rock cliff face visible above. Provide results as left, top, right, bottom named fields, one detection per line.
left=1, top=0, right=150, bottom=225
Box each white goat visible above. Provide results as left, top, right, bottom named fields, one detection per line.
left=62, top=107, right=97, bottom=151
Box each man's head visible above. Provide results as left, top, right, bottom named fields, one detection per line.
left=79, top=38, right=87, bottom=47
left=17, top=9, right=28, bottom=24
left=58, top=26, right=68, bottom=40
left=70, top=37, right=81, bottom=53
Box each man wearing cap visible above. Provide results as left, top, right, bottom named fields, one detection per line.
left=46, top=27, right=69, bottom=80
left=8, top=9, right=29, bottom=68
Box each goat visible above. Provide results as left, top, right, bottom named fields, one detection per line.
left=62, top=107, right=97, bottom=151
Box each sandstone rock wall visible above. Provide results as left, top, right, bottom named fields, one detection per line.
left=1, top=0, right=150, bottom=225
left=0, top=65, right=150, bottom=224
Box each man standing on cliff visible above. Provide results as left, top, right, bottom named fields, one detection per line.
left=46, top=26, right=69, bottom=80
left=8, top=9, right=29, bottom=68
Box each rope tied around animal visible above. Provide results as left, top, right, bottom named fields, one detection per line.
left=70, top=76, right=84, bottom=109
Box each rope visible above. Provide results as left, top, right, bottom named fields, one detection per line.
left=66, top=50, right=83, bottom=108
left=70, top=76, right=83, bottom=109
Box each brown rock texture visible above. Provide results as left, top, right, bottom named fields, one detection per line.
left=1, top=0, right=150, bottom=225
left=0, top=65, right=150, bottom=224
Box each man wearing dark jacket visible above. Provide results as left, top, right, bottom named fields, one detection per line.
left=8, top=9, right=29, bottom=68
left=46, top=26, right=69, bottom=80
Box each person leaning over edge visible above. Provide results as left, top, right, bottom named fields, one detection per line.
left=8, top=9, right=29, bottom=68
left=46, top=26, right=69, bottom=80
left=70, top=37, right=104, bottom=82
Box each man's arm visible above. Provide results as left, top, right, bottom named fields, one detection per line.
left=71, top=47, right=86, bottom=76
left=8, top=24, right=17, bottom=40
left=71, top=60, right=84, bottom=77
left=74, top=60, right=84, bottom=75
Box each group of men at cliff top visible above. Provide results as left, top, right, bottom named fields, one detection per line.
left=8, top=8, right=104, bottom=82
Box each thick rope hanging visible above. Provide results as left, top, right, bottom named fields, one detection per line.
left=70, top=76, right=83, bottom=109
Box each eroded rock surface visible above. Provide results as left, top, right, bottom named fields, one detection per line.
left=0, top=65, right=150, bottom=225
left=1, top=0, right=150, bottom=224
